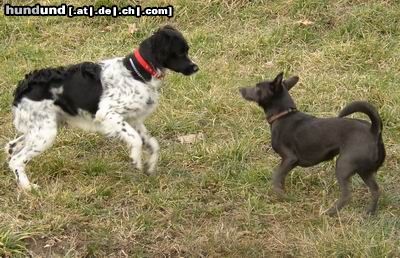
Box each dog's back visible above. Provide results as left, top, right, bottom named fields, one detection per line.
left=280, top=102, right=385, bottom=170
left=13, top=62, right=103, bottom=116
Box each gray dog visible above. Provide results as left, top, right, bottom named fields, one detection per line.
left=240, top=72, right=385, bottom=215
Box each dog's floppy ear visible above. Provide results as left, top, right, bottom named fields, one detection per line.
left=154, top=25, right=177, bottom=36
left=161, top=25, right=177, bottom=31
left=152, top=27, right=172, bottom=61
left=283, top=76, right=299, bottom=91
left=271, top=72, right=284, bottom=93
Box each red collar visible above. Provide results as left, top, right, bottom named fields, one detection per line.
left=133, top=49, right=163, bottom=79
left=267, top=108, right=297, bottom=124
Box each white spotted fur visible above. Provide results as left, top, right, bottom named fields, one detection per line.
left=7, top=57, right=162, bottom=190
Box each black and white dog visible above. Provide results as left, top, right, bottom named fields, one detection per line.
left=5, top=25, right=199, bottom=190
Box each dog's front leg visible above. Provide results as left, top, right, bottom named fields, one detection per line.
left=99, top=113, right=143, bottom=171
left=272, top=158, right=297, bottom=197
left=128, top=122, right=159, bottom=175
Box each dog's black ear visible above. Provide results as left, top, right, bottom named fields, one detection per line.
left=161, top=25, right=177, bottom=31
left=151, top=28, right=172, bottom=61
left=283, top=76, right=299, bottom=91
left=154, top=25, right=177, bottom=35
left=271, top=72, right=284, bottom=93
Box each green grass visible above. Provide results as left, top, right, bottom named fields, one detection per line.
left=1, top=0, right=400, bottom=256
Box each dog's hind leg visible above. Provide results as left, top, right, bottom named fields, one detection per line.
left=9, top=125, right=57, bottom=190
left=8, top=100, right=59, bottom=190
left=359, top=173, right=380, bottom=215
left=326, top=156, right=356, bottom=216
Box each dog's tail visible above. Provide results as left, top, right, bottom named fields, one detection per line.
left=339, top=101, right=382, bottom=136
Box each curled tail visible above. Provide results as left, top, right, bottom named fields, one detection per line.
left=339, top=101, right=382, bottom=135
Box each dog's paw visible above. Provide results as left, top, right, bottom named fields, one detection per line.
left=132, top=160, right=143, bottom=171
left=325, top=207, right=339, bottom=217
left=365, top=207, right=377, bottom=216
left=143, top=161, right=157, bottom=176
left=272, top=186, right=288, bottom=199
left=272, top=185, right=285, bottom=194
left=19, top=182, right=40, bottom=192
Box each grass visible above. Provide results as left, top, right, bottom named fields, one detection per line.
left=1, top=0, right=399, bottom=256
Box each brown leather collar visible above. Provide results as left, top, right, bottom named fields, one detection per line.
left=267, top=108, right=297, bottom=124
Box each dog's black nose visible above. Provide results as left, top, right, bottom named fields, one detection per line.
left=239, top=88, right=246, bottom=97
left=191, top=64, right=199, bottom=73
left=183, top=63, right=199, bottom=75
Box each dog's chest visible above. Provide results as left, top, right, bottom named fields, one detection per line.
left=107, top=83, right=159, bottom=119
left=99, top=58, right=161, bottom=120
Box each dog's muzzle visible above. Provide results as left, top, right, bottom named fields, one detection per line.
left=183, top=63, right=199, bottom=75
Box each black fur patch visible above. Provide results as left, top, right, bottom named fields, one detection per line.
left=13, top=62, right=103, bottom=115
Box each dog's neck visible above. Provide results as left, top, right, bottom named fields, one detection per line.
left=267, top=107, right=297, bottom=124
left=263, top=94, right=297, bottom=125
left=122, top=46, right=164, bottom=83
